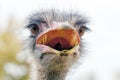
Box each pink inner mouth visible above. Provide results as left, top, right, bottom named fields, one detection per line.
left=36, top=28, right=80, bottom=51
left=46, top=37, right=72, bottom=51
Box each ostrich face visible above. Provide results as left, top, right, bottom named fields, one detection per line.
left=26, top=10, right=89, bottom=68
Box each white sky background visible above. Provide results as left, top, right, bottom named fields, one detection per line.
left=0, top=0, right=120, bottom=80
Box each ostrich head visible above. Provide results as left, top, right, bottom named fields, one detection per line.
left=25, top=9, right=89, bottom=80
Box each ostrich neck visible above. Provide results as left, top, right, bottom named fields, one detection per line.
left=38, top=69, right=68, bottom=80
left=30, top=64, right=69, bottom=80
left=36, top=67, right=69, bottom=80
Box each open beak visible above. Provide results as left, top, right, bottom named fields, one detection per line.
left=36, top=28, right=80, bottom=56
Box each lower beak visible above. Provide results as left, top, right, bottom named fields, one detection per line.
left=36, top=27, right=80, bottom=56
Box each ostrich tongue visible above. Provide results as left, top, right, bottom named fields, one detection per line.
left=36, top=28, right=80, bottom=56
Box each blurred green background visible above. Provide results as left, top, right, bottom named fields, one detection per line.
left=0, top=17, right=28, bottom=80
left=0, top=0, right=120, bottom=80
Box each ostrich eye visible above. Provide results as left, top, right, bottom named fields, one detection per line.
left=79, top=26, right=86, bottom=37
left=79, top=27, right=84, bottom=33
left=29, top=24, right=39, bottom=35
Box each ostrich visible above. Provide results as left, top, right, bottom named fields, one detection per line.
left=25, top=9, right=89, bottom=80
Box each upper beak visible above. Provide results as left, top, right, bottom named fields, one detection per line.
left=36, top=27, right=80, bottom=56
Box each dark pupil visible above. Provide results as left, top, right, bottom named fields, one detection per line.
left=33, top=25, right=37, bottom=31
left=31, top=24, right=39, bottom=35
left=79, top=29, right=82, bottom=32
left=79, top=27, right=83, bottom=33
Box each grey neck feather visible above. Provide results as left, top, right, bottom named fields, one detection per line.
left=29, top=60, right=69, bottom=80
left=29, top=66, right=68, bottom=80
left=38, top=68, right=68, bottom=80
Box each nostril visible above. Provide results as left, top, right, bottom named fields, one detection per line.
left=40, top=54, right=44, bottom=59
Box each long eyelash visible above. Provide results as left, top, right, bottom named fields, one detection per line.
left=81, top=26, right=91, bottom=31
left=26, top=20, right=48, bottom=29
left=26, top=20, right=42, bottom=28
left=75, top=19, right=88, bottom=25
